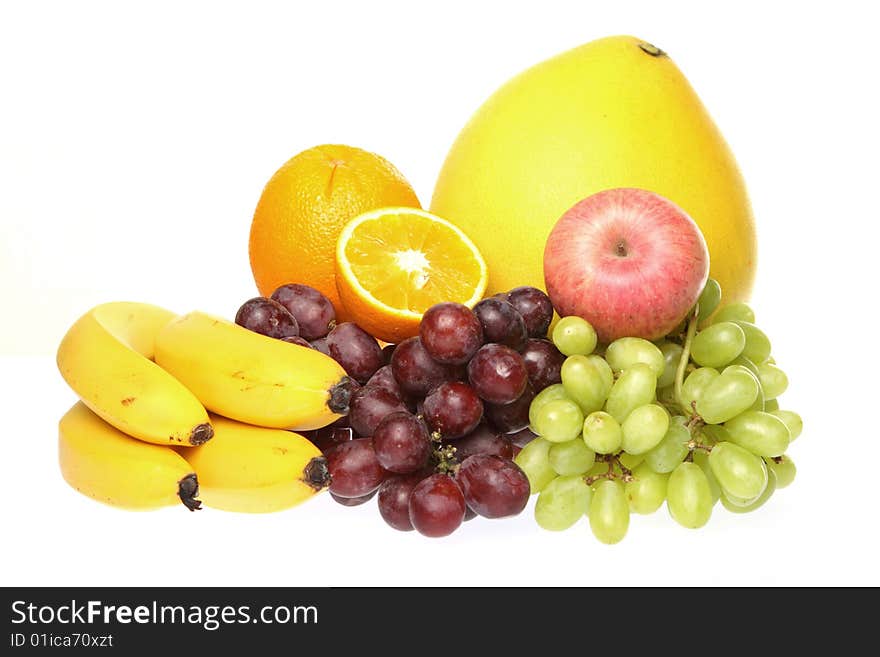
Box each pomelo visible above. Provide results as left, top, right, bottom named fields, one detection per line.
left=430, top=35, right=757, bottom=303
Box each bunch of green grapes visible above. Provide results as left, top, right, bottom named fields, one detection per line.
left=515, top=279, right=802, bottom=544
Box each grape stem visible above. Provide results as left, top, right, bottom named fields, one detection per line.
left=686, top=439, right=712, bottom=453
left=674, top=305, right=700, bottom=417
left=585, top=453, right=634, bottom=485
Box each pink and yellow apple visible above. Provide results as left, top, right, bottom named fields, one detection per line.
left=543, top=188, right=709, bottom=343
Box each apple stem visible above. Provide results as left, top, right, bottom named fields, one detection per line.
left=674, top=305, right=700, bottom=416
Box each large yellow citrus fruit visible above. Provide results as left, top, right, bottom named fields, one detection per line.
left=431, top=35, right=757, bottom=303
left=249, top=145, right=421, bottom=319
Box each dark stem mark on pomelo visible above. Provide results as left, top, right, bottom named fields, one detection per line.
left=189, top=423, right=214, bottom=445
left=177, top=474, right=202, bottom=511
left=638, top=42, right=666, bottom=57
left=303, top=456, right=331, bottom=490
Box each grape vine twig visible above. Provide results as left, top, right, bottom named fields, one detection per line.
left=674, top=304, right=700, bottom=417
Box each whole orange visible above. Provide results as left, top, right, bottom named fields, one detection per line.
left=249, top=145, right=421, bottom=320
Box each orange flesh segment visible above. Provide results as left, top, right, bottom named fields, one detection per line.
left=343, top=212, right=483, bottom=314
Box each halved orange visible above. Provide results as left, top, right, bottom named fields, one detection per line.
left=335, top=207, right=488, bottom=343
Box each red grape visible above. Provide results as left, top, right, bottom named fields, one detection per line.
left=372, top=412, right=432, bottom=473
left=348, top=385, right=408, bottom=437
left=270, top=283, right=337, bottom=340
left=467, top=343, right=528, bottom=404
left=235, top=297, right=300, bottom=339
left=520, top=338, right=564, bottom=392
left=377, top=472, right=428, bottom=531
left=310, top=337, right=330, bottom=356
left=365, top=365, right=403, bottom=399
left=302, top=418, right=353, bottom=454
left=422, top=381, right=484, bottom=440
left=326, top=322, right=384, bottom=384
left=419, top=302, right=483, bottom=365
left=456, top=454, right=530, bottom=518
left=506, top=286, right=554, bottom=338
left=463, top=505, right=478, bottom=522
left=281, top=335, right=313, bottom=348
left=325, top=438, right=386, bottom=498
left=381, top=343, right=397, bottom=365
left=390, top=337, right=458, bottom=398
left=330, top=489, right=377, bottom=506
left=473, top=297, right=527, bottom=350
left=408, top=474, right=466, bottom=537
left=484, top=382, right=534, bottom=434
left=452, top=422, right=514, bottom=461
left=508, top=426, right=538, bottom=449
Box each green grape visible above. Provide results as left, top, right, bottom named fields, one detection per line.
left=605, top=363, right=656, bottom=423
left=548, top=439, right=596, bottom=475
left=621, top=404, right=669, bottom=455
left=764, top=398, right=780, bottom=412
left=708, top=441, right=768, bottom=500
left=552, top=316, right=598, bottom=356
left=643, top=419, right=690, bottom=473
left=626, top=463, right=669, bottom=514
left=696, top=278, right=721, bottom=323
left=765, top=454, right=796, bottom=488
left=589, top=480, right=630, bottom=544
left=528, top=383, right=570, bottom=428
left=769, top=410, right=802, bottom=441
left=728, top=354, right=760, bottom=377
left=696, top=365, right=759, bottom=424
left=732, top=321, right=772, bottom=364
left=748, top=378, right=765, bottom=412
left=692, top=449, right=721, bottom=503
left=535, top=475, right=593, bottom=531
left=699, top=423, right=731, bottom=445
left=561, top=355, right=611, bottom=414
left=657, top=342, right=684, bottom=388
left=712, top=302, right=756, bottom=324
left=666, top=462, right=713, bottom=528
left=690, top=322, right=746, bottom=369
left=605, top=337, right=665, bottom=378
left=582, top=411, right=623, bottom=454
left=757, top=363, right=788, bottom=400
left=724, top=410, right=790, bottom=457
left=681, top=367, right=720, bottom=411
left=586, top=460, right=611, bottom=479
left=533, top=399, right=584, bottom=443
left=721, top=467, right=776, bottom=513
left=514, top=438, right=556, bottom=493
left=656, top=384, right=678, bottom=410
left=618, top=451, right=645, bottom=471
left=589, top=354, right=615, bottom=391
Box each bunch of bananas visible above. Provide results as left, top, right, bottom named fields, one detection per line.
left=56, top=302, right=354, bottom=512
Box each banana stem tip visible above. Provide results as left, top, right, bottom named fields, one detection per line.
left=177, top=474, right=202, bottom=511
left=189, top=423, right=214, bottom=445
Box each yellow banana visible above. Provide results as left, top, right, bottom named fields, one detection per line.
left=57, top=302, right=213, bottom=446
left=59, top=402, right=202, bottom=511
left=154, top=311, right=353, bottom=430
left=179, top=414, right=329, bottom=513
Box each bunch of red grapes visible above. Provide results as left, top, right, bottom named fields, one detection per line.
left=235, top=284, right=566, bottom=537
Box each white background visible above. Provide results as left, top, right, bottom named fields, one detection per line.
left=2, top=0, right=878, bottom=586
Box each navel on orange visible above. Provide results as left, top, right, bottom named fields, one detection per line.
left=335, top=208, right=488, bottom=343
